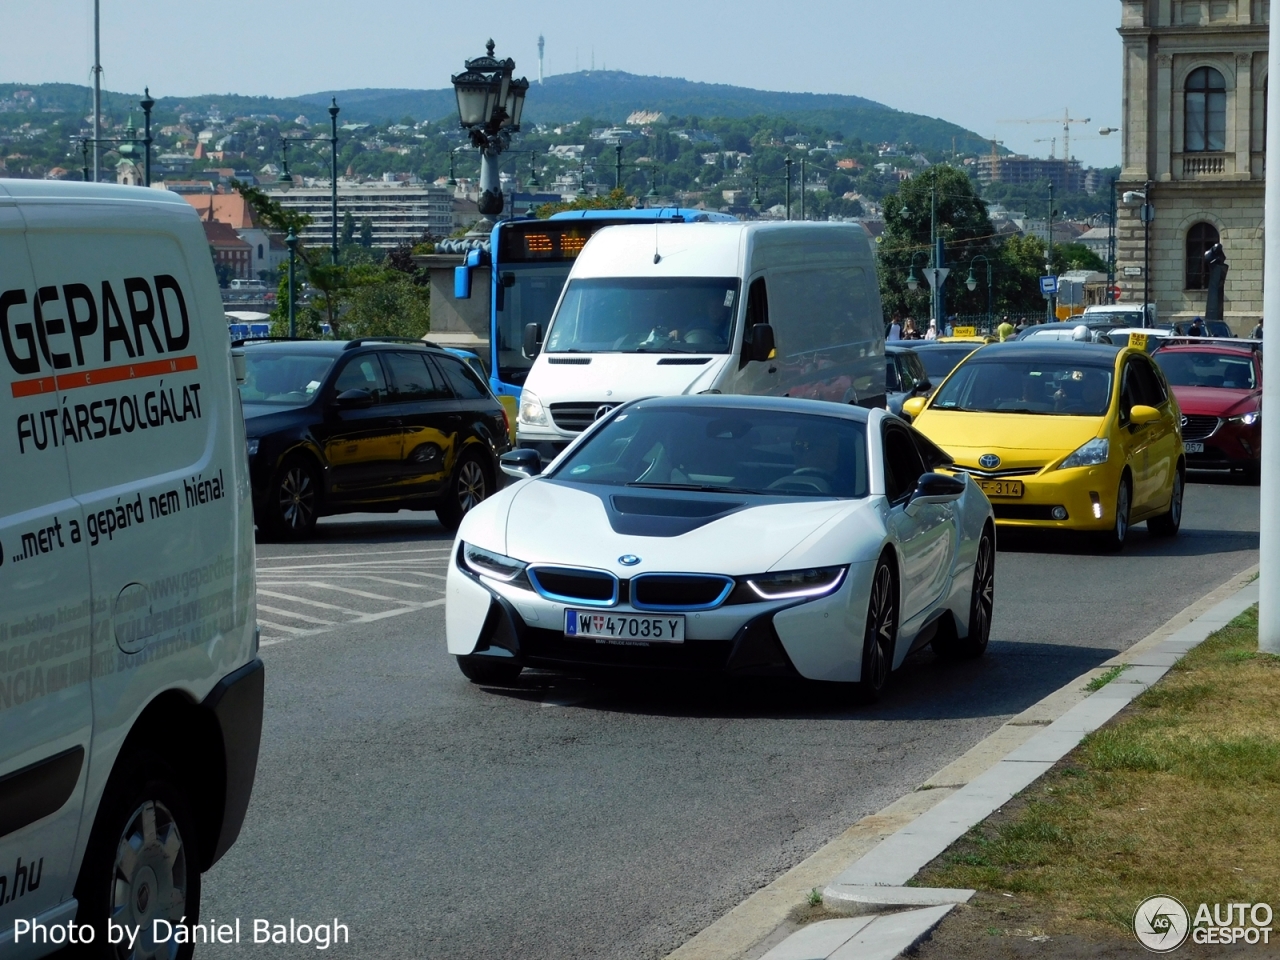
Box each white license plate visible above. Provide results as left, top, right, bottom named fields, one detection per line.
left=1184, top=441, right=1205, bottom=453
left=565, top=610, right=685, bottom=643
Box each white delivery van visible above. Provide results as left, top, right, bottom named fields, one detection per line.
left=0, top=181, right=260, bottom=958
left=515, top=221, right=885, bottom=462
left=1081, top=302, right=1158, bottom=327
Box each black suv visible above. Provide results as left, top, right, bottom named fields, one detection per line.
left=239, top=338, right=511, bottom=539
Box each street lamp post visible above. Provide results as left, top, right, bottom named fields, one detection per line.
left=278, top=103, right=341, bottom=263
left=966, top=254, right=994, bottom=327
left=799, top=156, right=806, bottom=221
left=1107, top=177, right=1118, bottom=303
left=285, top=228, right=299, bottom=338
left=452, top=40, right=530, bottom=219
left=784, top=156, right=793, bottom=220
left=1046, top=181, right=1056, bottom=323
left=1122, top=182, right=1154, bottom=326
left=140, top=88, right=154, bottom=188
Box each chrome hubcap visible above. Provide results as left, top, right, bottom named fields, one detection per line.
left=110, top=800, right=187, bottom=960
left=865, top=565, right=895, bottom=689
left=457, top=460, right=486, bottom=512
left=279, top=467, right=315, bottom=529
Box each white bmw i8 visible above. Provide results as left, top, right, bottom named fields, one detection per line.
left=446, top=396, right=995, bottom=699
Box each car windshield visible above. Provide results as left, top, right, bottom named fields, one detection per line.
left=1154, top=351, right=1257, bottom=389
left=930, top=359, right=1115, bottom=416
left=553, top=405, right=869, bottom=498
left=239, top=352, right=335, bottom=405
left=1087, top=311, right=1144, bottom=327
left=546, top=277, right=740, bottom=354
left=916, top=346, right=975, bottom=380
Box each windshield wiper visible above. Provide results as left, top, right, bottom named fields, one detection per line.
left=625, top=482, right=755, bottom=494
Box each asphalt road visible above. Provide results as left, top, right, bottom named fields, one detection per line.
left=198, top=476, right=1259, bottom=960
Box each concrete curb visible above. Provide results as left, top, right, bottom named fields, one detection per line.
left=759, top=906, right=957, bottom=960
left=664, top=566, right=1259, bottom=960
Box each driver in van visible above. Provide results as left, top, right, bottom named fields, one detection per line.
left=681, top=288, right=734, bottom=347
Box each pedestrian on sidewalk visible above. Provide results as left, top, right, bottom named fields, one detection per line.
left=888, top=315, right=903, bottom=341
left=924, top=318, right=938, bottom=340
left=997, top=316, right=1016, bottom=342
left=1251, top=318, right=1263, bottom=340
left=903, top=318, right=920, bottom=340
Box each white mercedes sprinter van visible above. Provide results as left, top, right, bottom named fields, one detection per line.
left=0, top=181, right=260, bottom=959
left=514, top=221, right=885, bottom=462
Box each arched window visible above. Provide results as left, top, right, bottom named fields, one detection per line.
left=1185, top=67, right=1227, bottom=152
left=1185, top=222, right=1220, bottom=289
left=257, top=243, right=264, bottom=259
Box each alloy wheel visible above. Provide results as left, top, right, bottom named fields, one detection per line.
left=1169, top=472, right=1184, bottom=528
left=1115, top=480, right=1130, bottom=543
left=456, top=459, right=487, bottom=513
left=972, top=532, right=994, bottom=647
left=278, top=465, right=316, bottom=531
left=110, top=800, right=189, bottom=960
left=864, top=563, right=895, bottom=691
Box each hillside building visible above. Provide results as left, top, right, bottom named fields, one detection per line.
left=265, top=181, right=453, bottom=250
left=1116, top=0, right=1268, bottom=332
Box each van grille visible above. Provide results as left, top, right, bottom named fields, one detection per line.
left=550, top=402, right=615, bottom=432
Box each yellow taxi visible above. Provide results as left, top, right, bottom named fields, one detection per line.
left=903, top=340, right=1184, bottom=550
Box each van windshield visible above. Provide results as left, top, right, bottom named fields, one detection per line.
left=239, top=353, right=336, bottom=405
left=546, top=277, right=740, bottom=354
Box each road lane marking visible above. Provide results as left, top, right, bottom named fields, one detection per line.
left=256, top=619, right=313, bottom=636
left=256, top=604, right=338, bottom=626
left=257, top=547, right=452, bottom=562
left=255, top=590, right=369, bottom=616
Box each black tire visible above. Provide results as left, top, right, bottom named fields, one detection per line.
left=1148, top=467, right=1184, bottom=537
left=936, top=524, right=995, bottom=660
left=436, top=450, right=492, bottom=532
left=1095, top=474, right=1132, bottom=553
left=456, top=655, right=523, bottom=685
left=74, top=754, right=200, bottom=960
left=266, top=455, right=320, bottom=540
left=856, top=558, right=897, bottom=702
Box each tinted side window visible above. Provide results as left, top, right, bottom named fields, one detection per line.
left=384, top=351, right=451, bottom=401
left=435, top=355, right=489, bottom=400
left=885, top=358, right=901, bottom=392
left=332, top=355, right=388, bottom=403
left=740, top=276, right=770, bottom=368
left=883, top=426, right=926, bottom=502
left=1131, top=357, right=1167, bottom=406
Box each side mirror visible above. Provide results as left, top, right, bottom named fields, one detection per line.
left=522, top=323, right=542, bottom=359
left=230, top=349, right=246, bottom=385
left=914, top=379, right=933, bottom=396
left=905, top=471, right=966, bottom=515
left=901, top=396, right=928, bottom=420
left=334, top=388, right=374, bottom=409
left=750, top=323, right=776, bottom=362
left=1130, top=403, right=1160, bottom=426
left=500, top=448, right=542, bottom=480
left=453, top=265, right=472, bottom=300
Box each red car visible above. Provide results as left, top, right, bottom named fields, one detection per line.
left=1152, top=342, right=1262, bottom=482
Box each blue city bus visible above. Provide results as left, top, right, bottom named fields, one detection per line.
left=452, top=209, right=737, bottom=419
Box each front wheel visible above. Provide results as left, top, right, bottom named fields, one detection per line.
left=266, top=456, right=320, bottom=540
left=456, top=655, right=523, bottom=685
left=436, top=451, right=491, bottom=532
left=1095, top=475, right=1132, bottom=553
left=75, top=755, right=200, bottom=960
left=1148, top=468, right=1184, bottom=537
left=856, top=559, right=897, bottom=701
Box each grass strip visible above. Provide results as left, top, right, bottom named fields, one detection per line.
left=916, top=606, right=1280, bottom=936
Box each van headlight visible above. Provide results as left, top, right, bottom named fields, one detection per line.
left=1059, top=438, right=1110, bottom=469
left=744, top=566, right=847, bottom=600
left=461, top=543, right=527, bottom=582
left=519, top=389, right=548, bottom=426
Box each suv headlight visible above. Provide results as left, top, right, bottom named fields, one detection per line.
left=1059, top=437, right=1110, bottom=469
left=461, top=543, right=527, bottom=582
left=519, top=389, right=548, bottom=426
left=744, top=566, right=847, bottom=600
left=1230, top=411, right=1260, bottom=426
left=245, top=438, right=259, bottom=456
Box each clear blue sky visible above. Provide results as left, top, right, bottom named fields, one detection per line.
left=25, top=0, right=1122, bottom=167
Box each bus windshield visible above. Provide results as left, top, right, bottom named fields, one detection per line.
left=496, top=264, right=569, bottom=386
left=547, top=277, right=740, bottom=354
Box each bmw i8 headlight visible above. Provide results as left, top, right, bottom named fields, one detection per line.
left=461, top=543, right=527, bottom=582
left=519, top=389, right=548, bottom=426
left=1230, top=411, right=1260, bottom=426
left=744, top=566, right=847, bottom=600
left=1059, top=437, right=1110, bottom=470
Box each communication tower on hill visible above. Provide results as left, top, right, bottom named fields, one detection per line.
left=538, top=35, right=545, bottom=84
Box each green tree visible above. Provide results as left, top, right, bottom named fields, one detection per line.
left=267, top=271, right=324, bottom=338
left=231, top=179, right=311, bottom=235
left=535, top=187, right=634, bottom=218
left=341, top=211, right=356, bottom=246
left=993, top=234, right=1052, bottom=315
left=878, top=165, right=995, bottom=320
left=359, top=217, right=374, bottom=248
left=1055, top=242, right=1107, bottom=273
left=341, top=275, right=431, bottom=339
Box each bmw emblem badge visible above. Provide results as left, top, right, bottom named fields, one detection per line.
left=618, top=555, right=641, bottom=566
left=978, top=454, right=1001, bottom=469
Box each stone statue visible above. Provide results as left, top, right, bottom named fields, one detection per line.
left=1204, top=243, right=1229, bottom=325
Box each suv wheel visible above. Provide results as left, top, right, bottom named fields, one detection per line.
left=268, top=456, right=320, bottom=540
left=436, top=451, right=490, bottom=531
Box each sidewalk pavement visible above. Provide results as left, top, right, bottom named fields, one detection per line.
left=668, top=567, right=1260, bottom=960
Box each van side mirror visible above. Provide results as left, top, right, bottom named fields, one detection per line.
left=523, top=323, right=543, bottom=359
left=231, top=349, right=246, bottom=385
left=750, top=323, right=775, bottom=363
left=500, top=448, right=542, bottom=480
left=334, top=388, right=374, bottom=409
left=905, top=471, right=965, bottom=516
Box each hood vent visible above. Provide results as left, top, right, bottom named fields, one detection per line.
left=656, top=357, right=712, bottom=366
left=548, top=357, right=592, bottom=365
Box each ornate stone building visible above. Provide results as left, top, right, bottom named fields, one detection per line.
left=1117, top=0, right=1268, bottom=332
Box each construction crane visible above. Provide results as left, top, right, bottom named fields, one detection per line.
left=1033, top=137, right=1057, bottom=159
left=1001, top=108, right=1092, bottom=172
left=986, top=137, right=1005, bottom=181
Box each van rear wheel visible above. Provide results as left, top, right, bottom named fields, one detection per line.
left=75, top=753, right=200, bottom=960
